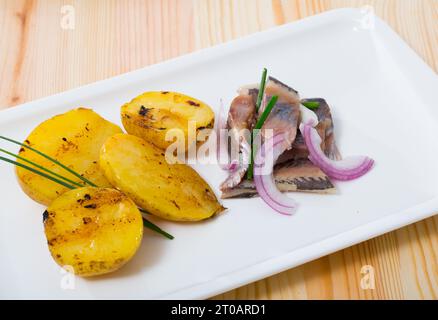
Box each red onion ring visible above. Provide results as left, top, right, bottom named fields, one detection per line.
left=300, top=123, right=374, bottom=181
left=253, top=133, right=297, bottom=215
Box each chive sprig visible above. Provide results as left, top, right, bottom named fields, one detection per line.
left=247, top=95, right=278, bottom=180
left=0, top=156, right=77, bottom=190
left=0, top=136, right=97, bottom=187
left=0, top=148, right=84, bottom=188
left=255, top=68, right=267, bottom=112
left=301, top=100, right=320, bottom=110
left=0, top=136, right=174, bottom=240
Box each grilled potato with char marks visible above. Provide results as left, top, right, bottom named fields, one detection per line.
left=121, top=91, right=215, bottom=151
left=16, top=108, right=122, bottom=206
left=100, top=133, right=225, bottom=221
left=44, top=187, right=143, bottom=277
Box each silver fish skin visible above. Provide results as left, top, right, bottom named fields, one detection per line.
left=311, top=98, right=341, bottom=161
left=259, top=77, right=301, bottom=149
left=219, top=95, right=255, bottom=191
left=277, top=98, right=341, bottom=164
left=221, top=159, right=335, bottom=198
left=221, top=97, right=341, bottom=199
left=220, top=77, right=301, bottom=193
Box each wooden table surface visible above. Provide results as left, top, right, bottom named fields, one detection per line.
left=0, top=0, right=437, bottom=299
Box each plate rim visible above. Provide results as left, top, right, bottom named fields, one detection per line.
left=1, top=8, right=437, bottom=299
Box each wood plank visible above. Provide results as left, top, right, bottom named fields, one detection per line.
left=0, top=0, right=436, bottom=299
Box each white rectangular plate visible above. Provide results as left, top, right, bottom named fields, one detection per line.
left=1, top=8, right=437, bottom=299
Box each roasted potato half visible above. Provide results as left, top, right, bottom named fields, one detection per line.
left=44, top=187, right=143, bottom=277
left=16, top=108, right=122, bottom=205
left=100, top=133, right=225, bottom=221
left=121, top=91, right=215, bottom=150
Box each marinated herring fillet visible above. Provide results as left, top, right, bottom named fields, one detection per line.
left=220, top=77, right=301, bottom=195
left=278, top=98, right=341, bottom=163
left=219, top=94, right=256, bottom=190
left=222, top=159, right=335, bottom=198
left=221, top=92, right=341, bottom=198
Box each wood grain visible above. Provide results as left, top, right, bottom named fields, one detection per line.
left=0, top=0, right=436, bottom=299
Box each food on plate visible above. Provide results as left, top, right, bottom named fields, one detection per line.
left=300, top=122, right=374, bottom=181
left=15, top=108, right=122, bottom=205
left=0, top=64, right=372, bottom=280
left=1, top=134, right=173, bottom=240
left=218, top=94, right=255, bottom=190
left=218, top=69, right=374, bottom=214
left=121, top=91, right=215, bottom=151
left=221, top=98, right=341, bottom=198
left=220, top=159, right=335, bottom=198
left=220, top=76, right=301, bottom=195
left=0, top=91, right=227, bottom=277
left=100, top=133, right=225, bottom=221
left=44, top=187, right=143, bottom=276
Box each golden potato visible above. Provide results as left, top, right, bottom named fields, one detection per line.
left=121, top=91, right=214, bottom=150
left=44, top=187, right=143, bottom=277
left=16, top=108, right=122, bottom=205
left=100, top=133, right=225, bottom=221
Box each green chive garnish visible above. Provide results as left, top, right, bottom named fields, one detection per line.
left=253, top=95, right=278, bottom=130
left=248, top=68, right=269, bottom=180
left=301, top=100, right=320, bottom=110
left=247, top=95, right=279, bottom=180
left=256, top=68, right=268, bottom=111
left=0, top=148, right=84, bottom=188
left=0, top=156, right=76, bottom=189
left=0, top=136, right=174, bottom=240
left=143, top=217, right=174, bottom=240
left=0, top=136, right=97, bottom=187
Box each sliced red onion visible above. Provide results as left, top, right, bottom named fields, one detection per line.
left=253, top=134, right=297, bottom=215
left=227, top=159, right=239, bottom=172
left=300, top=123, right=374, bottom=181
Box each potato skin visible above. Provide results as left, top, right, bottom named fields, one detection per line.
left=100, top=134, right=225, bottom=221
left=16, top=108, right=122, bottom=205
left=44, top=187, right=143, bottom=277
left=121, top=91, right=214, bottom=150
